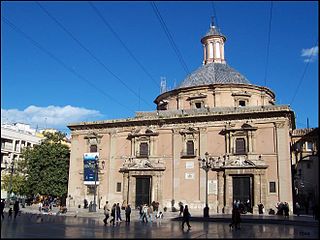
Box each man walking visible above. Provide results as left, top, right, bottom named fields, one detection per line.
left=181, top=205, right=191, bottom=230
left=125, top=204, right=131, bottom=223
left=116, top=203, right=122, bottom=222
left=103, top=201, right=110, bottom=225
left=13, top=200, right=20, bottom=219
left=110, top=203, right=116, bottom=226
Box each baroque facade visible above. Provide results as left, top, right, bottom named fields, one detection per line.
left=67, top=22, right=295, bottom=214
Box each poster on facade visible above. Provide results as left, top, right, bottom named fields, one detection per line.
left=208, top=180, right=217, bottom=194
left=83, top=153, right=99, bottom=185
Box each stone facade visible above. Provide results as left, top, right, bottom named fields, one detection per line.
left=66, top=22, right=295, bottom=214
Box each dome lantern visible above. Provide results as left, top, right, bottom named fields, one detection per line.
left=201, top=18, right=226, bottom=65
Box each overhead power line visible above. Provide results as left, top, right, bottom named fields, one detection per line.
left=151, top=1, right=190, bottom=76
left=290, top=39, right=318, bottom=105
left=2, top=16, right=134, bottom=112
left=88, top=1, right=159, bottom=89
left=263, top=1, right=273, bottom=87
left=35, top=1, right=152, bottom=108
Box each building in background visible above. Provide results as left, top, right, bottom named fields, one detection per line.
left=67, top=21, right=295, bottom=214
left=1, top=123, right=44, bottom=199
left=291, top=128, right=319, bottom=214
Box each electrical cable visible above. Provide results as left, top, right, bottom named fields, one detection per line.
left=88, top=1, right=160, bottom=89
left=151, top=1, right=190, bottom=76
left=35, top=1, right=153, bottom=108
left=2, top=16, right=134, bottom=112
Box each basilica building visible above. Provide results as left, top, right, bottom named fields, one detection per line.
left=67, top=22, right=295, bottom=214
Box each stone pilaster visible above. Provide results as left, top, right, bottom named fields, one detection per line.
left=224, top=174, right=233, bottom=214
left=274, top=121, right=293, bottom=212
left=217, top=171, right=224, bottom=213
left=253, top=174, right=260, bottom=214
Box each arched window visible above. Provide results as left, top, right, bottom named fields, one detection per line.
left=140, top=142, right=149, bottom=157
left=235, top=138, right=246, bottom=155
left=186, top=140, right=195, bottom=155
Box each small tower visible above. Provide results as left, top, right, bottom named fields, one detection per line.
left=201, top=17, right=226, bottom=65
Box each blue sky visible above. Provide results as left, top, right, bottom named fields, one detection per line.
left=1, top=1, right=318, bottom=134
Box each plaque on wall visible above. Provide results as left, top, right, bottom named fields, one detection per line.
left=208, top=180, right=217, bottom=194
left=185, top=173, right=194, bottom=180
left=186, top=162, right=194, bottom=169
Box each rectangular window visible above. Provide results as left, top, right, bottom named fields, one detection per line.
left=195, top=102, right=202, bottom=109
left=186, top=141, right=195, bottom=155
left=235, top=138, right=246, bottom=155
left=90, top=145, right=97, bottom=153
left=269, top=182, right=276, bottom=193
left=139, top=142, right=149, bottom=157
left=116, top=182, right=122, bottom=192
left=239, top=100, right=246, bottom=107
left=306, top=142, right=313, bottom=151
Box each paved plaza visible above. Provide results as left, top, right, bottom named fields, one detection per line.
left=1, top=206, right=319, bottom=238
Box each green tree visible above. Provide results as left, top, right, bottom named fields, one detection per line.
left=22, top=131, right=70, bottom=198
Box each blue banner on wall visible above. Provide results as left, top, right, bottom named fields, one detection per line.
left=83, top=153, right=99, bottom=185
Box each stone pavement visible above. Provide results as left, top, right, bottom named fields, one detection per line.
left=16, top=205, right=319, bottom=226
left=1, top=205, right=318, bottom=238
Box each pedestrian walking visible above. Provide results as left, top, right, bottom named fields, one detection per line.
left=38, top=201, right=43, bottom=212
left=0, top=199, right=5, bottom=219
left=258, top=203, right=264, bottom=214
left=13, top=200, right=20, bottom=219
left=110, top=203, right=116, bottom=226
left=138, top=205, right=143, bottom=220
left=179, top=203, right=184, bottom=216
left=295, top=202, right=300, bottom=216
left=8, top=208, right=13, bottom=218
left=116, top=203, right=122, bottom=222
left=142, top=204, right=148, bottom=223
left=103, top=201, right=110, bottom=225
left=229, top=206, right=241, bottom=230
left=125, top=204, right=131, bottom=222
left=284, top=202, right=289, bottom=219
left=181, top=205, right=191, bottom=230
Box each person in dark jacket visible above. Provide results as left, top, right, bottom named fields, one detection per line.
left=125, top=204, right=132, bottom=223
left=181, top=205, right=191, bottom=230
left=116, top=203, right=122, bottom=222
left=179, top=203, right=184, bottom=216
left=229, top=206, right=241, bottom=230
left=0, top=199, right=5, bottom=219
left=110, top=203, right=116, bottom=226
left=13, top=200, right=20, bottom=219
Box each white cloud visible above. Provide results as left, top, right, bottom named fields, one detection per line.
left=301, top=46, right=318, bottom=62
left=1, top=105, right=103, bottom=130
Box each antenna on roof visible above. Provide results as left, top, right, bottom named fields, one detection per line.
left=160, top=77, right=167, bottom=94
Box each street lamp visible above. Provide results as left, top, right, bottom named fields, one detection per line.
left=198, top=152, right=213, bottom=217
left=89, top=155, right=99, bottom=212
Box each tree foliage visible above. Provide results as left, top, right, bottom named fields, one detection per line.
left=21, top=131, right=70, bottom=198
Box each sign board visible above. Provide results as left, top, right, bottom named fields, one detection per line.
left=185, top=162, right=194, bottom=169
left=83, top=153, right=99, bottom=185
left=208, top=180, right=217, bottom=194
